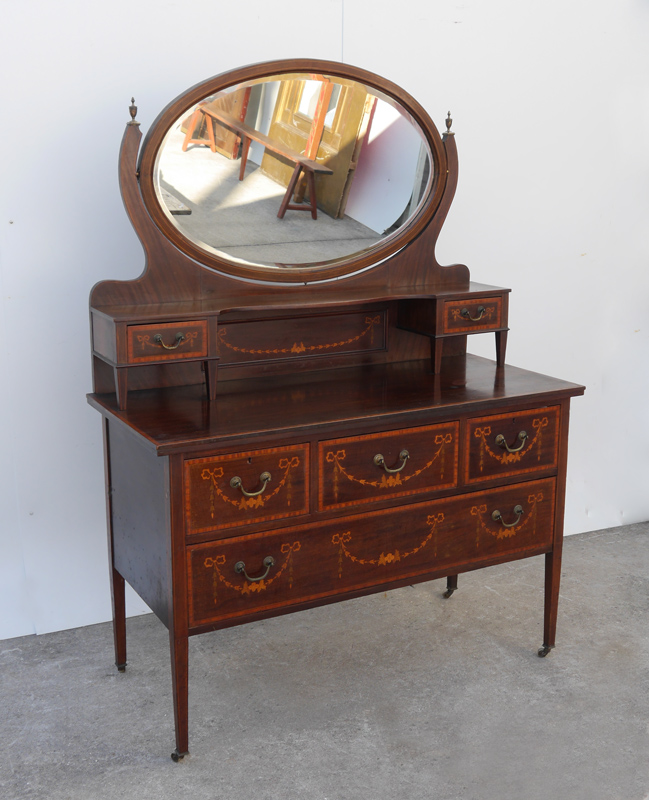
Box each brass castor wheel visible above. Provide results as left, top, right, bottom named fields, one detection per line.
left=116, top=663, right=126, bottom=673
left=538, top=645, right=553, bottom=658
left=171, top=749, right=188, bottom=762
left=443, top=588, right=456, bottom=598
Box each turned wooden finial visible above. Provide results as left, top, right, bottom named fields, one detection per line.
left=128, top=97, right=140, bottom=126
left=445, top=111, right=454, bottom=136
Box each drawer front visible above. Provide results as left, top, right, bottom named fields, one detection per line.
left=188, top=477, right=555, bottom=628
left=127, top=320, right=208, bottom=363
left=217, top=309, right=387, bottom=365
left=443, top=297, right=502, bottom=334
left=184, top=444, right=309, bottom=535
left=319, top=423, right=459, bottom=511
left=465, top=407, right=560, bottom=484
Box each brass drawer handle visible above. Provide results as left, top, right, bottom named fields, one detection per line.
left=492, top=504, right=524, bottom=528
left=153, top=331, right=186, bottom=350
left=373, top=449, right=410, bottom=474
left=230, top=471, right=272, bottom=497
left=234, top=555, right=275, bottom=582
left=460, top=305, right=485, bottom=322
left=495, top=430, right=528, bottom=453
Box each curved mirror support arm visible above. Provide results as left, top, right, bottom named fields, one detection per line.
left=93, top=60, right=470, bottom=299
left=91, top=118, right=203, bottom=308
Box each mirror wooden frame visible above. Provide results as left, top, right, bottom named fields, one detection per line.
left=137, top=59, right=450, bottom=284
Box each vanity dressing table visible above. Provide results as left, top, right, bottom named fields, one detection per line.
left=88, top=59, right=584, bottom=759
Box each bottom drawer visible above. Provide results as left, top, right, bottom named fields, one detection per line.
left=188, top=478, right=555, bottom=628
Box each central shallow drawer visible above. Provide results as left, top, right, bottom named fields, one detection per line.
left=184, top=444, right=309, bottom=535
left=318, top=422, right=459, bottom=510
left=187, top=477, right=555, bottom=628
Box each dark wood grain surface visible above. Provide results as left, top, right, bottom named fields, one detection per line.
left=91, top=60, right=585, bottom=758
left=91, top=283, right=509, bottom=321
left=88, top=355, right=583, bottom=454
left=187, top=476, right=556, bottom=628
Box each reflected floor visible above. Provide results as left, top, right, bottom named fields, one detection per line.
left=156, top=129, right=381, bottom=266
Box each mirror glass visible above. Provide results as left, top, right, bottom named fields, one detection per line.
left=153, top=73, right=433, bottom=271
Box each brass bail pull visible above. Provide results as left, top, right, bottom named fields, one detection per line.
left=230, top=471, right=272, bottom=497
left=234, top=556, right=275, bottom=582
left=495, top=431, right=528, bottom=453
left=492, top=504, right=524, bottom=528
left=460, top=306, right=485, bottom=322
left=153, top=332, right=186, bottom=350
left=373, top=449, right=410, bottom=474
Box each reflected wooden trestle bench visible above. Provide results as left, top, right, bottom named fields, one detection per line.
left=182, top=105, right=333, bottom=219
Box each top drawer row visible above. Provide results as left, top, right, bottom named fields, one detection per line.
left=320, top=405, right=559, bottom=509
left=183, top=406, right=560, bottom=534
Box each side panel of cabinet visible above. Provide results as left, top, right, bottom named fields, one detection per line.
left=108, top=420, right=171, bottom=626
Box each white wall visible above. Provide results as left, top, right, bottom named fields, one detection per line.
left=1, top=0, right=647, bottom=640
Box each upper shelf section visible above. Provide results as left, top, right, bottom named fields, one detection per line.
left=90, top=59, right=470, bottom=310
left=91, top=283, right=508, bottom=321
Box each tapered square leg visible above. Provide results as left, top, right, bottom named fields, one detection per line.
left=170, top=633, right=189, bottom=760
left=431, top=337, right=444, bottom=373
left=114, top=367, right=128, bottom=410
left=539, top=549, right=562, bottom=657
left=104, top=417, right=127, bottom=670
left=110, top=568, right=127, bottom=670
left=495, top=329, right=508, bottom=367
left=204, top=359, right=218, bottom=402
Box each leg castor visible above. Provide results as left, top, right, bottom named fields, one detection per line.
left=171, top=749, right=189, bottom=762
left=538, top=644, right=554, bottom=658
left=116, top=662, right=127, bottom=673
left=443, top=575, right=458, bottom=598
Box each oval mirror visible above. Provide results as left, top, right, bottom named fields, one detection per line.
left=138, top=61, right=447, bottom=282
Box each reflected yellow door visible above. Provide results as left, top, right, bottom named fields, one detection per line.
left=261, top=77, right=376, bottom=219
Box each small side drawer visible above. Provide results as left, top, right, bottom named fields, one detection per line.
left=127, top=320, right=208, bottom=363
left=464, top=406, right=560, bottom=484
left=319, top=423, right=459, bottom=511
left=184, top=444, right=309, bottom=535
left=442, top=296, right=502, bottom=334
left=187, top=477, right=555, bottom=628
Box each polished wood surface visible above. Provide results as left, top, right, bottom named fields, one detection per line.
left=318, top=421, right=459, bottom=510
left=89, top=60, right=584, bottom=759
left=187, top=475, right=555, bottom=628
left=184, top=443, right=309, bottom=534
left=88, top=356, right=580, bottom=453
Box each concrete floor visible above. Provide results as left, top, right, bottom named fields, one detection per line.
left=2, top=523, right=648, bottom=800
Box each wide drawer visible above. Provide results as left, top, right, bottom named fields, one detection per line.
left=318, top=422, right=459, bottom=510
left=187, top=477, right=555, bottom=628
left=127, top=320, right=208, bottom=363
left=442, top=296, right=502, bottom=334
left=464, top=406, right=559, bottom=484
left=184, top=444, right=309, bottom=535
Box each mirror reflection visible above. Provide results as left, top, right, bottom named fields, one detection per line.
left=154, top=73, right=432, bottom=269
